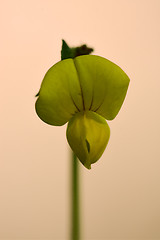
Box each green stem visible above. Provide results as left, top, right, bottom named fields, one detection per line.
left=71, top=151, right=80, bottom=240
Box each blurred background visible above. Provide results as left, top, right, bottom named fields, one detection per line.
left=0, top=0, right=160, bottom=239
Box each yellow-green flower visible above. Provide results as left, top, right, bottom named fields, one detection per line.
left=35, top=55, right=130, bottom=169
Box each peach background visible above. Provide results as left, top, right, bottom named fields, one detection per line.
left=0, top=0, right=160, bottom=239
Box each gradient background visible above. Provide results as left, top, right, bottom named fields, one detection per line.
left=1, top=0, right=160, bottom=239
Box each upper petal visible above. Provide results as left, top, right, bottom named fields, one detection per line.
left=35, top=55, right=130, bottom=126
left=35, top=59, right=83, bottom=126
left=73, top=55, right=130, bottom=120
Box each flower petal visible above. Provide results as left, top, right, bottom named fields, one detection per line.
left=36, top=55, right=129, bottom=126
left=66, top=111, right=110, bottom=169
left=73, top=55, right=130, bottom=120
left=35, top=59, right=83, bottom=126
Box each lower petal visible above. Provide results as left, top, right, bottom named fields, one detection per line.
left=66, top=111, right=110, bottom=169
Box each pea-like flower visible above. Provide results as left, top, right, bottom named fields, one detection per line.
left=35, top=55, right=130, bottom=169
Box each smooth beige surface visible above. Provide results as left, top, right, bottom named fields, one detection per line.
left=0, top=0, right=160, bottom=239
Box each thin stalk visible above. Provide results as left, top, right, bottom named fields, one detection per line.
left=71, top=151, right=80, bottom=240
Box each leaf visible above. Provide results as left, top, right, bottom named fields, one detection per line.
left=61, top=40, right=73, bottom=60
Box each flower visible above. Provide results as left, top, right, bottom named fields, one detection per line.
left=35, top=55, right=130, bottom=169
